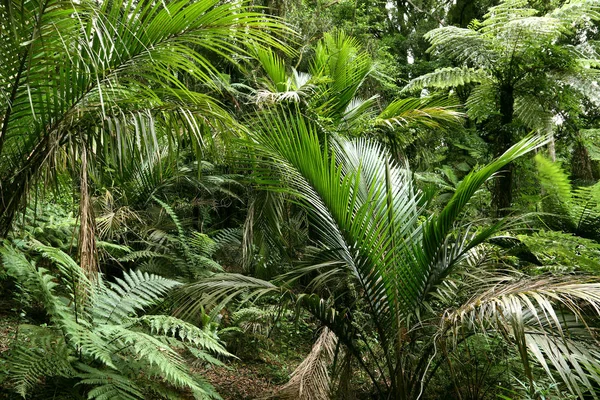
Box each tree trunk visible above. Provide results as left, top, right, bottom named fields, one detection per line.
left=571, top=135, right=595, bottom=184
left=492, top=84, right=515, bottom=217
left=78, top=142, right=98, bottom=280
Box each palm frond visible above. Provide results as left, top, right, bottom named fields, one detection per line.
left=375, top=96, right=464, bottom=129
left=444, top=275, right=600, bottom=399
left=277, top=328, right=337, bottom=400
left=421, top=135, right=548, bottom=292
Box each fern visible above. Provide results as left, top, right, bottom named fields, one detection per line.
left=402, top=67, right=489, bottom=93
left=1, top=243, right=224, bottom=399
left=517, top=230, right=600, bottom=272
left=97, top=324, right=205, bottom=393
left=76, top=365, right=143, bottom=400
left=7, top=325, right=75, bottom=397
left=92, top=270, right=180, bottom=325
left=465, top=82, right=498, bottom=122
left=135, top=315, right=231, bottom=357
left=535, top=154, right=600, bottom=240
left=535, top=154, right=572, bottom=205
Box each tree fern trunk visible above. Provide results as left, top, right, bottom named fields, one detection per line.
left=493, top=84, right=515, bottom=217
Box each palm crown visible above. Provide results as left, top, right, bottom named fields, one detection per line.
left=0, top=0, right=285, bottom=239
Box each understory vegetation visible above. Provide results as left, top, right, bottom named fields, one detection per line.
left=2, top=0, right=600, bottom=399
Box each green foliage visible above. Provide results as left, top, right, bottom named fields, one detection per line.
left=535, top=154, right=600, bottom=240
left=517, top=230, right=600, bottom=272
left=0, top=243, right=230, bottom=399
left=172, top=108, right=600, bottom=399
left=0, top=0, right=288, bottom=231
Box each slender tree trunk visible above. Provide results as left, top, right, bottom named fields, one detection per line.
left=493, top=84, right=515, bottom=217
left=78, top=142, right=98, bottom=279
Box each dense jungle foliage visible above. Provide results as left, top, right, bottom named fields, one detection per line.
left=2, top=0, right=600, bottom=398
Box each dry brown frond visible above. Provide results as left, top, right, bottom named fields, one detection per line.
left=275, top=327, right=337, bottom=400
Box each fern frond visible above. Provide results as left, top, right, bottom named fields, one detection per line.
left=0, top=244, right=77, bottom=327
left=425, top=26, right=496, bottom=66
left=92, top=270, right=180, bottom=325
left=550, top=0, right=600, bottom=27
left=515, top=95, right=553, bottom=131
left=571, top=183, right=600, bottom=236
left=7, top=325, right=75, bottom=397
left=69, top=324, right=117, bottom=369
left=480, top=0, right=537, bottom=34
left=517, top=230, right=600, bottom=272
left=96, top=324, right=208, bottom=395
left=465, top=82, right=498, bottom=122
left=118, top=250, right=174, bottom=263
left=153, top=197, right=186, bottom=244
left=135, top=315, right=231, bottom=357
left=402, top=67, right=490, bottom=93
left=76, top=364, right=143, bottom=400
left=30, top=242, right=92, bottom=298
left=535, top=154, right=572, bottom=205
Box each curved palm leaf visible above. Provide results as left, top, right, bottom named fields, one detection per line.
left=0, top=0, right=288, bottom=234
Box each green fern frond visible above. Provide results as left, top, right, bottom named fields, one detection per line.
left=517, top=230, right=600, bottom=272
left=425, top=26, right=495, bottom=66
left=188, top=232, right=218, bottom=258
left=515, top=96, right=553, bottom=131
left=76, top=364, right=143, bottom=400
left=69, top=324, right=117, bottom=369
left=152, top=197, right=186, bottom=244
left=571, top=183, right=600, bottom=235
left=465, top=82, right=498, bottom=122
left=0, top=244, right=77, bottom=327
left=550, top=0, right=600, bottom=27
left=135, top=315, right=231, bottom=357
left=535, top=154, right=572, bottom=205
left=402, top=67, right=489, bottom=93
left=93, top=269, right=180, bottom=325
left=118, top=250, right=174, bottom=263
left=30, top=242, right=92, bottom=298
left=7, top=325, right=75, bottom=397
left=96, top=325, right=206, bottom=394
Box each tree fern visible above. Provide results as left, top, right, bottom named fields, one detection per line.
left=402, top=67, right=490, bottom=93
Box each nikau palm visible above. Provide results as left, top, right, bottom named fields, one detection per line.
left=0, top=0, right=285, bottom=275
left=178, top=108, right=600, bottom=399
left=251, top=31, right=464, bottom=135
